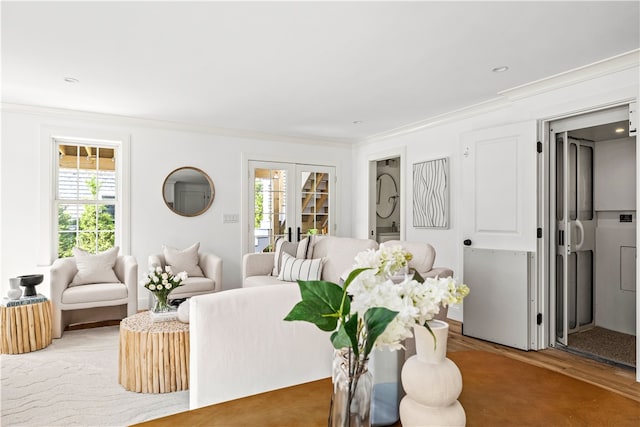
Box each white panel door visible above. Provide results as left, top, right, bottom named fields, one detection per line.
left=461, top=121, right=538, bottom=349
left=462, top=121, right=538, bottom=251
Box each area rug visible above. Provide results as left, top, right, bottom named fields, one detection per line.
left=449, top=351, right=640, bottom=426
left=0, top=326, right=188, bottom=426
left=568, top=326, right=636, bottom=367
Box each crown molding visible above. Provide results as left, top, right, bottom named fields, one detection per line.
left=0, top=103, right=353, bottom=148
left=359, top=49, right=640, bottom=146
left=357, top=97, right=510, bottom=146
left=498, top=49, right=640, bottom=101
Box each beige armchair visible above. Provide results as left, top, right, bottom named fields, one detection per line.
left=50, top=255, right=138, bottom=338
left=148, top=252, right=222, bottom=300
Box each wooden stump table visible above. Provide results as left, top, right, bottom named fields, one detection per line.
left=0, top=299, right=53, bottom=354
left=118, top=311, right=190, bottom=393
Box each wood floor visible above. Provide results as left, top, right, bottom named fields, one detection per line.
left=447, top=320, right=640, bottom=403
left=67, top=318, right=640, bottom=403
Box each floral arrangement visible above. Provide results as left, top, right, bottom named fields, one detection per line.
left=284, top=243, right=469, bottom=425
left=141, top=265, right=188, bottom=312
left=285, top=243, right=469, bottom=356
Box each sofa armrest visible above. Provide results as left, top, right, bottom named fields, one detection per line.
left=189, top=283, right=333, bottom=409
left=120, top=255, right=138, bottom=316
left=199, top=252, right=222, bottom=292
left=422, top=267, right=454, bottom=279
left=242, top=253, right=275, bottom=284
left=49, top=258, right=77, bottom=305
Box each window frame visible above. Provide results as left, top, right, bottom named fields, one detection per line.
left=40, top=127, right=130, bottom=263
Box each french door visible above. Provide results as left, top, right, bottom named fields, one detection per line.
left=248, top=161, right=335, bottom=253
left=552, top=132, right=596, bottom=345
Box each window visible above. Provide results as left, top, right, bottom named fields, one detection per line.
left=55, top=140, right=119, bottom=257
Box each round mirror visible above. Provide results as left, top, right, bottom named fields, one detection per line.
left=376, top=173, right=398, bottom=219
left=163, top=167, right=215, bottom=217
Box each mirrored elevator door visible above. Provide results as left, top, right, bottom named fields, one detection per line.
left=555, top=132, right=595, bottom=345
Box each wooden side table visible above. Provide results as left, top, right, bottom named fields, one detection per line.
left=119, top=311, right=190, bottom=393
left=0, top=299, right=53, bottom=354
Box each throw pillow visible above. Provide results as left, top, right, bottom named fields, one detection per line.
left=278, top=252, right=325, bottom=282
left=163, top=242, right=204, bottom=277
left=70, top=246, right=120, bottom=286
left=272, top=237, right=310, bottom=276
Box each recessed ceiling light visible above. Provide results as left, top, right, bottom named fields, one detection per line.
left=64, top=77, right=79, bottom=83
left=352, top=120, right=363, bottom=125
left=492, top=66, right=509, bottom=73
left=615, top=127, right=625, bottom=133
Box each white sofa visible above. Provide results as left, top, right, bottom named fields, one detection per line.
left=242, top=236, right=453, bottom=287
left=189, top=283, right=334, bottom=409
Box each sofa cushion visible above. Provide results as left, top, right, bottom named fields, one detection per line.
left=385, top=240, right=435, bottom=275
left=169, top=277, right=214, bottom=297
left=62, top=282, right=127, bottom=304
left=277, top=253, right=325, bottom=282
left=312, top=237, right=378, bottom=284
left=70, top=246, right=120, bottom=287
left=272, top=237, right=309, bottom=276
left=163, top=242, right=204, bottom=277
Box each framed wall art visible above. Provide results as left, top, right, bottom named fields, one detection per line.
left=413, top=157, right=449, bottom=228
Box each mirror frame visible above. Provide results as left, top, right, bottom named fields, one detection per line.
left=376, top=172, right=398, bottom=219
left=162, top=166, right=215, bottom=217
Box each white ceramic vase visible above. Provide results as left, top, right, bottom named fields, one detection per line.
left=7, top=277, right=22, bottom=300
left=399, top=320, right=466, bottom=426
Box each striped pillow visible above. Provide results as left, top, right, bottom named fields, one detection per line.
left=272, top=237, right=310, bottom=276
left=278, top=252, right=325, bottom=282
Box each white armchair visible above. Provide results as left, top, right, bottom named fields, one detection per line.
left=148, top=252, right=222, bottom=300
left=50, top=254, right=138, bottom=338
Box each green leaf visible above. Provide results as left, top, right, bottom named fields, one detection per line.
left=362, top=307, right=398, bottom=358
left=330, top=314, right=360, bottom=355
left=285, top=301, right=338, bottom=331
left=284, top=280, right=345, bottom=331
left=412, top=269, right=425, bottom=284
left=342, top=268, right=371, bottom=290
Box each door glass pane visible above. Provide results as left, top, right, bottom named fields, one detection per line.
left=578, top=145, right=593, bottom=220
left=577, top=251, right=593, bottom=326
left=555, top=254, right=564, bottom=340
left=555, top=135, right=563, bottom=221
left=569, top=143, right=577, bottom=220
left=568, top=252, right=577, bottom=330
left=300, top=171, right=330, bottom=235
left=254, top=168, right=288, bottom=253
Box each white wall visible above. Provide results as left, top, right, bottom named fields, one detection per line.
left=0, top=110, right=353, bottom=307
left=353, top=65, right=640, bottom=323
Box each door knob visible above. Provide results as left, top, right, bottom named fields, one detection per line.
left=463, top=239, right=472, bottom=246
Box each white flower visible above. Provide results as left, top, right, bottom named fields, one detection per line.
left=346, top=245, right=468, bottom=351
left=155, top=266, right=162, bottom=274
left=148, top=284, right=156, bottom=291
left=161, top=273, right=168, bottom=280
left=156, top=284, right=164, bottom=290
left=165, top=283, right=172, bottom=289
left=152, top=275, right=159, bottom=283
left=165, top=265, right=173, bottom=274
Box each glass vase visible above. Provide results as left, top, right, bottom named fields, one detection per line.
left=329, top=348, right=373, bottom=427
left=151, top=292, right=171, bottom=313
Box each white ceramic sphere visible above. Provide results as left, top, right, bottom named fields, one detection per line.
left=177, top=299, right=190, bottom=323
left=401, top=356, right=462, bottom=407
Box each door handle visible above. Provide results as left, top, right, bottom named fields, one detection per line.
left=297, top=227, right=301, bottom=242
left=287, top=227, right=292, bottom=242
left=463, top=239, right=472, bottom=246
left=574, top=220, right=585, bottom=250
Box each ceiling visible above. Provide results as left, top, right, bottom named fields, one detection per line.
left=2, top=1, right=639, bottom=144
